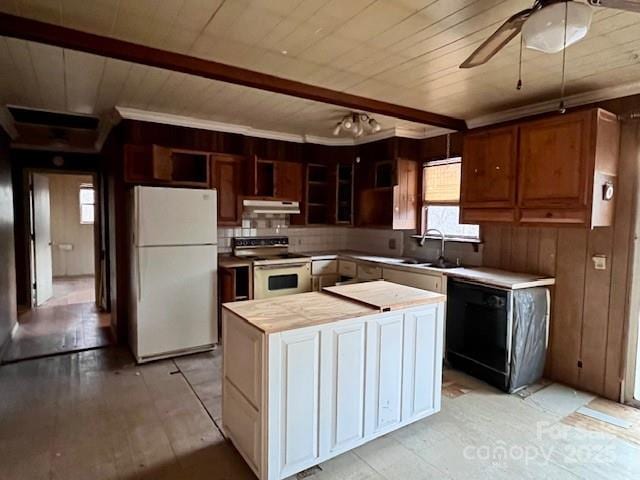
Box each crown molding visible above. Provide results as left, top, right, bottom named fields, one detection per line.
left=116, top=107, right=306, bottom=143
left=0, top=106, right=17, bottom=139
left=116, top=107, right=440, bottom=146
left=95, top=109, right=122, bottom=151
left=468, top=81, right=640, bottom=128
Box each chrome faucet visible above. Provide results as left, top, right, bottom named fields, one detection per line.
left=419, top=228, right=446, bottom=259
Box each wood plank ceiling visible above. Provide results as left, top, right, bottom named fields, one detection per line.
left=1, top=0, right=640, bottom=137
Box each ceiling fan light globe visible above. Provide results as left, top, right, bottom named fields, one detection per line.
left=522, top=2, right=592, bottom=54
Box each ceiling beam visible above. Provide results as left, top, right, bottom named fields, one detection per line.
left=0, top=13, right=466, bottom=131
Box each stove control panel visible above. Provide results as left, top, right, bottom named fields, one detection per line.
left=233, top=236, right=289, bottom=249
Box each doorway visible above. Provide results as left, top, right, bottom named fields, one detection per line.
left=3, top=171, right=112, bottom=363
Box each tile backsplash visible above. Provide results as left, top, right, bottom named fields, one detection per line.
left=218, top=213, right=482, bottom=267
left=217, top=213, right=404, bottom=256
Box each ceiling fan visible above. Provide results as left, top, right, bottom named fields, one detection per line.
left=460, top=0, right=640, bottom=68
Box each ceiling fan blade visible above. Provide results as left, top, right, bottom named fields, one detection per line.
left=588, top=0, right=640, bottom=13
left=460, top=9, right=533, bottom=69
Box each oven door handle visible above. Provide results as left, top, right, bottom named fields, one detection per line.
left=255, top=263, right=309, bottom=270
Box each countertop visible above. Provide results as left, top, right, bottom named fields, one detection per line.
left=223, top=282, right=446, bottom=333
left=324, top=280, right=446, bottom=311
left=218, top=255, right=252, bottom=269
left=302, top=250, right=555, bottom=290
left=223, top=292, right=377, bottom=333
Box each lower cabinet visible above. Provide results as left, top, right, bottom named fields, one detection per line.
left=382, top=267, right=445, bottom=293
left=222, top=303, right=444, bottom=480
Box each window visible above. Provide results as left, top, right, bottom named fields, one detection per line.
left=79, top=184, right=95, bottom=225
left=422, top=159, right=479, bottom=240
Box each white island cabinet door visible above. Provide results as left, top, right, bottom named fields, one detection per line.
left=364, top=313, right=405, bottom=436
left=319, top=320, right=367, bottom=457
left=268, top=328, right=321, bottom=480
left=402, top=305, right=444, bottom=421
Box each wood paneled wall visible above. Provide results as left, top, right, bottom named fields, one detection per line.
left=482, top=122, right=639, bottom=400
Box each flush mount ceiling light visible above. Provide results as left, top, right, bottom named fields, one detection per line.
left=333, top=112, right=381, bottom=137
left=460, top=0, right=640, bottom=69
left=522, top=1, right=592, bottom=53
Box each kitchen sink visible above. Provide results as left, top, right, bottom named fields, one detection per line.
left=420, top=260, right=459, bottom=269
left=398, top=258, right=426, bottom=265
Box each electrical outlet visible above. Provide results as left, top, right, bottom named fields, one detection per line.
left=592, top=254, right=607, bottom=270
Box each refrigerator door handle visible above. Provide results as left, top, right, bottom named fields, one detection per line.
left=137, top=250, right=142, bottom=302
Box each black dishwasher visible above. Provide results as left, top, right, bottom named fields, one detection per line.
left=446, top=278, right=549, bottom=393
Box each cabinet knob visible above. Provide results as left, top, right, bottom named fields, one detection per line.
left=495, top=166, right=500, bottom=170
left=474, top=169, right=478, bottom=173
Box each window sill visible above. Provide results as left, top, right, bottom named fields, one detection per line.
left=410, top=234, right=483, bottom=245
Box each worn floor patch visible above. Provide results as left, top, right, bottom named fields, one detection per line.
left=562, top=398, right=640, bottom=447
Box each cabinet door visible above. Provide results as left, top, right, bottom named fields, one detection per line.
left=365, top=313, right=404, bottom=435
left=213, top=154, right=243, bottom=225
left=382, top=268, right=442, bottom=293
left=461, top=126, right=517, bottom=208
left=275, top=161, right=303, bottom=201
left=402, top=306, right=443, bottom=421
left=269, top=329, right=321, bottom=478
left=518, top=110, right=591, bottom=208
left=392, top=158, right=418, bottom=230
left=319, top=321, right=367, bottom=456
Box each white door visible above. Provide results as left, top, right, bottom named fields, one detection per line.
left=270, top=329, right=321, bottom=478
left=365, top=313, right=404, bottom=436
left=402, top=306, right=443, bottom=421
left=135, top=186, right=217, bottom=246
left=32, top=173, right=53, bottom=306
left=135, top=244, right=217, bottom=359
left=319, top=320, right=367, bottom=456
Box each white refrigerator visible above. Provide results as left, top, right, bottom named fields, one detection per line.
left=130, top=186, right=218, bottom=363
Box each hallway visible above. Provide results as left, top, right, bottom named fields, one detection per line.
left=2, top=276, right=111, bottom=363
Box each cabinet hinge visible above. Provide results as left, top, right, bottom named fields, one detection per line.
left=577, top=360, right=583, bottom=368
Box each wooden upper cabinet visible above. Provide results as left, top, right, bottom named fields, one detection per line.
left=212, top=153, right=244, bottom=226
left=275, top=161, right=303, bottom=201
left=461, top=126, right=517, bottom=208
left=518, top=111, right=590, bottom=208
left=124, top=144, right=210, bottom=188
left=460, top=108, right=620, bottom=227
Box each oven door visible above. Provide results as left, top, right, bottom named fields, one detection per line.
left=253, top=263, right=312, bottom=299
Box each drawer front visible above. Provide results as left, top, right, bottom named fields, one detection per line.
left=383, top=268, right=442, bottom=293
left=357, top=264, right=382, bottom=281
left=312, top=259, right=338, bottom=275
left=460, top=207, right=516, bottom=223
left=338, top=260, right=357, bottom=277
left=519, top=208, right=587, bottom=225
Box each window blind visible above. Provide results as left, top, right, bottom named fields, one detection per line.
left=423, top=161, right=461, bottom=203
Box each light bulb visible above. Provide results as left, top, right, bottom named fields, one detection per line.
left=343, top=118, right=353, bottom=129
left=369, top=118, right=381, bottom=132
left=333, top=123, right=342, bottom=136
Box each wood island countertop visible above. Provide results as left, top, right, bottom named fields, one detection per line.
left=223, top=292, right=377, bottom=333
left=324, top=280, right=446, bottom=311
left=223, top=281, right=446, bottom=333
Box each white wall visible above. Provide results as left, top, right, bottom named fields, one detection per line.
left=47, top=174, right=95, bottom=277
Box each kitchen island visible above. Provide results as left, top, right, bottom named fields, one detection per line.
left=221, top=281, right=446, bottom=480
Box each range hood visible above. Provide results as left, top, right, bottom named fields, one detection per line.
left=242, top=199, right=300, bottom=215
